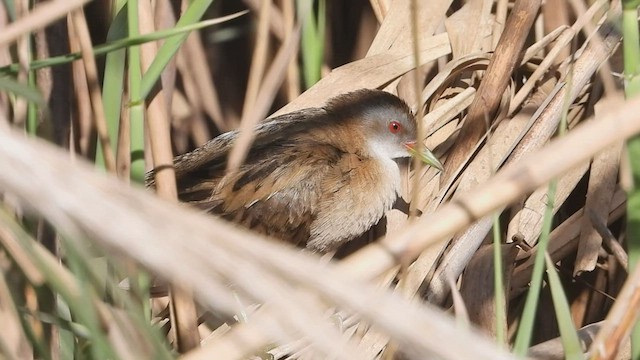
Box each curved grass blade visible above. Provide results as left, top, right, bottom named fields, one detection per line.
left=0, top=11, right=248, bottom=77
left=138, top=0, right=222, bottom=100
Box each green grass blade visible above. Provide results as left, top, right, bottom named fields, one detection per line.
left=128, top=0, right=145, bottom=182
left=622, top=1, right=640, bottom=357
left=514, top=53, right=573, bottom=355
left=492, top=214, right=506, bottom=345
left=0, top=11, right=246, bottom=77
left=3, top=0, right=16, bottom=20
left=26, top=71, right=39, bottom=136
left=0, top=204, right=172, bottom=359
left=0, top=71, right=49, bottom=136
left=544, top=254, right=582, bottom=360
left=628, top=187, right=640, bottom=360
left=0, top=209, right=117, bottom=359
left=138, top=0, right=216, bottom=100
left=513, top=181, right=557, bottom=355
left=0, top=76, right=47, bottom=107
left=622, top=0, right=640, bottom=97
left=95, top=5, right=128, bottom=169
left=69, top=258, right=118, bottom=358
left=298, top=0, right=326, bottom=88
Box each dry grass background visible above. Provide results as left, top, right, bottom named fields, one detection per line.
left=0, top=0, right=638, bottom=359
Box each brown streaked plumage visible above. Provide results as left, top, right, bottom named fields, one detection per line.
left=147, top=89, right=442, bottom=252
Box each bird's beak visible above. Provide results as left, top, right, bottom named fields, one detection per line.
left=404, top=141, right=444, bottom=172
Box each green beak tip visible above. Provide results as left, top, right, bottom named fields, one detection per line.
left=408, top=146, right=444, bottom=172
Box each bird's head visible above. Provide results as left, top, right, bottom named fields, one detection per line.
left=325, top=89, right=443, bottom=171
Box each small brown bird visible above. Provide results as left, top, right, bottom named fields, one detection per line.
left=148, top=89, right=442, bottom=252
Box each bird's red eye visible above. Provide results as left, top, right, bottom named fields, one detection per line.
left=388, top=121, right=401, bottom=134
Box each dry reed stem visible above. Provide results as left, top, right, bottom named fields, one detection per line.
left=226, top=0, right=272, bottom=171
left=243, top=0, right=285, bottom=41
left=0, top=269, right=31, bottom=358
left=506, top=19, right=620, bottom=166
left=241, top=0, right=271, bottom=119
left=510, top=86, right=593, bottom=247
left=589, top=210, right=628, bottom=271
left=0, top=0, right=90, bottom=47
left=412, top=60, right=553, bottom=302
left=443, top=0, right=493, bottom=57
left=227, top=24, right=300, bottom=171
left=443, top=0, right=542, bottom=181
left=182, top=319, right=272, bottom=360
left=69, top=8, right=117, bottom=173
left=0, top=222, right=44, bottom=285
left=353, top=266, right=402, bottom=358
left=0, top=211, right=160, bottom=358
left=409, top=0, right=427, bottom=218
left=528, top=321, right=629, bottom=359
left=423, top=87, right=475, bottom=133
left=590, top=262, right=640, bottom=359
left=274, top=33, right=451, bottom=115
left=138, top=2, right=177, bottom=197
left=493, top=0, right=508, bottom=47
left=459, top=243, right=519, bottom=338
left=574, top=97, right=624, bottom=275
left=511, top=162, right=589, bottom=244
left=138, top=0, right=198, bottom=351
left=155, top=0, right=178, bottom=105
left=280, top=0, right=300, bottom=102
left=417, top=84, right=543, bottom=303
left=368, top=0, right=387, bottom=23
left=174, top=47, right=211, bottom=147
left=568, top=0, right=618, bottom=96
left=67, top=16, right=93, bottom=156
left=180, top=20, right=226, bottom=131
left=11, top=1, right=30, bottom=129
left=542, top=0, right=571, bottom=61
left=423, top=216, right=494, bottom=304
left=509, top=0, right=609, bottom=114
left=174, top=59, right=211, bottom=147
left=366, top=0, right=451, bottom=56
left=510, top=189, right=627, bottom=294
left=420, top=55, right=489, bottom=107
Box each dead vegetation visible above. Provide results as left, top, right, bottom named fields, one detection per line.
left=0, top=0, right=638, bottom=359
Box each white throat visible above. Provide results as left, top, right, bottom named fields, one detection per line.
left=366, top=137, right=410, bottom=161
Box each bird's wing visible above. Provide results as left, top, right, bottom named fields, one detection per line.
left=145, top=108, right=329, bottom=187
left=179, top=143, right=344, bottom=247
